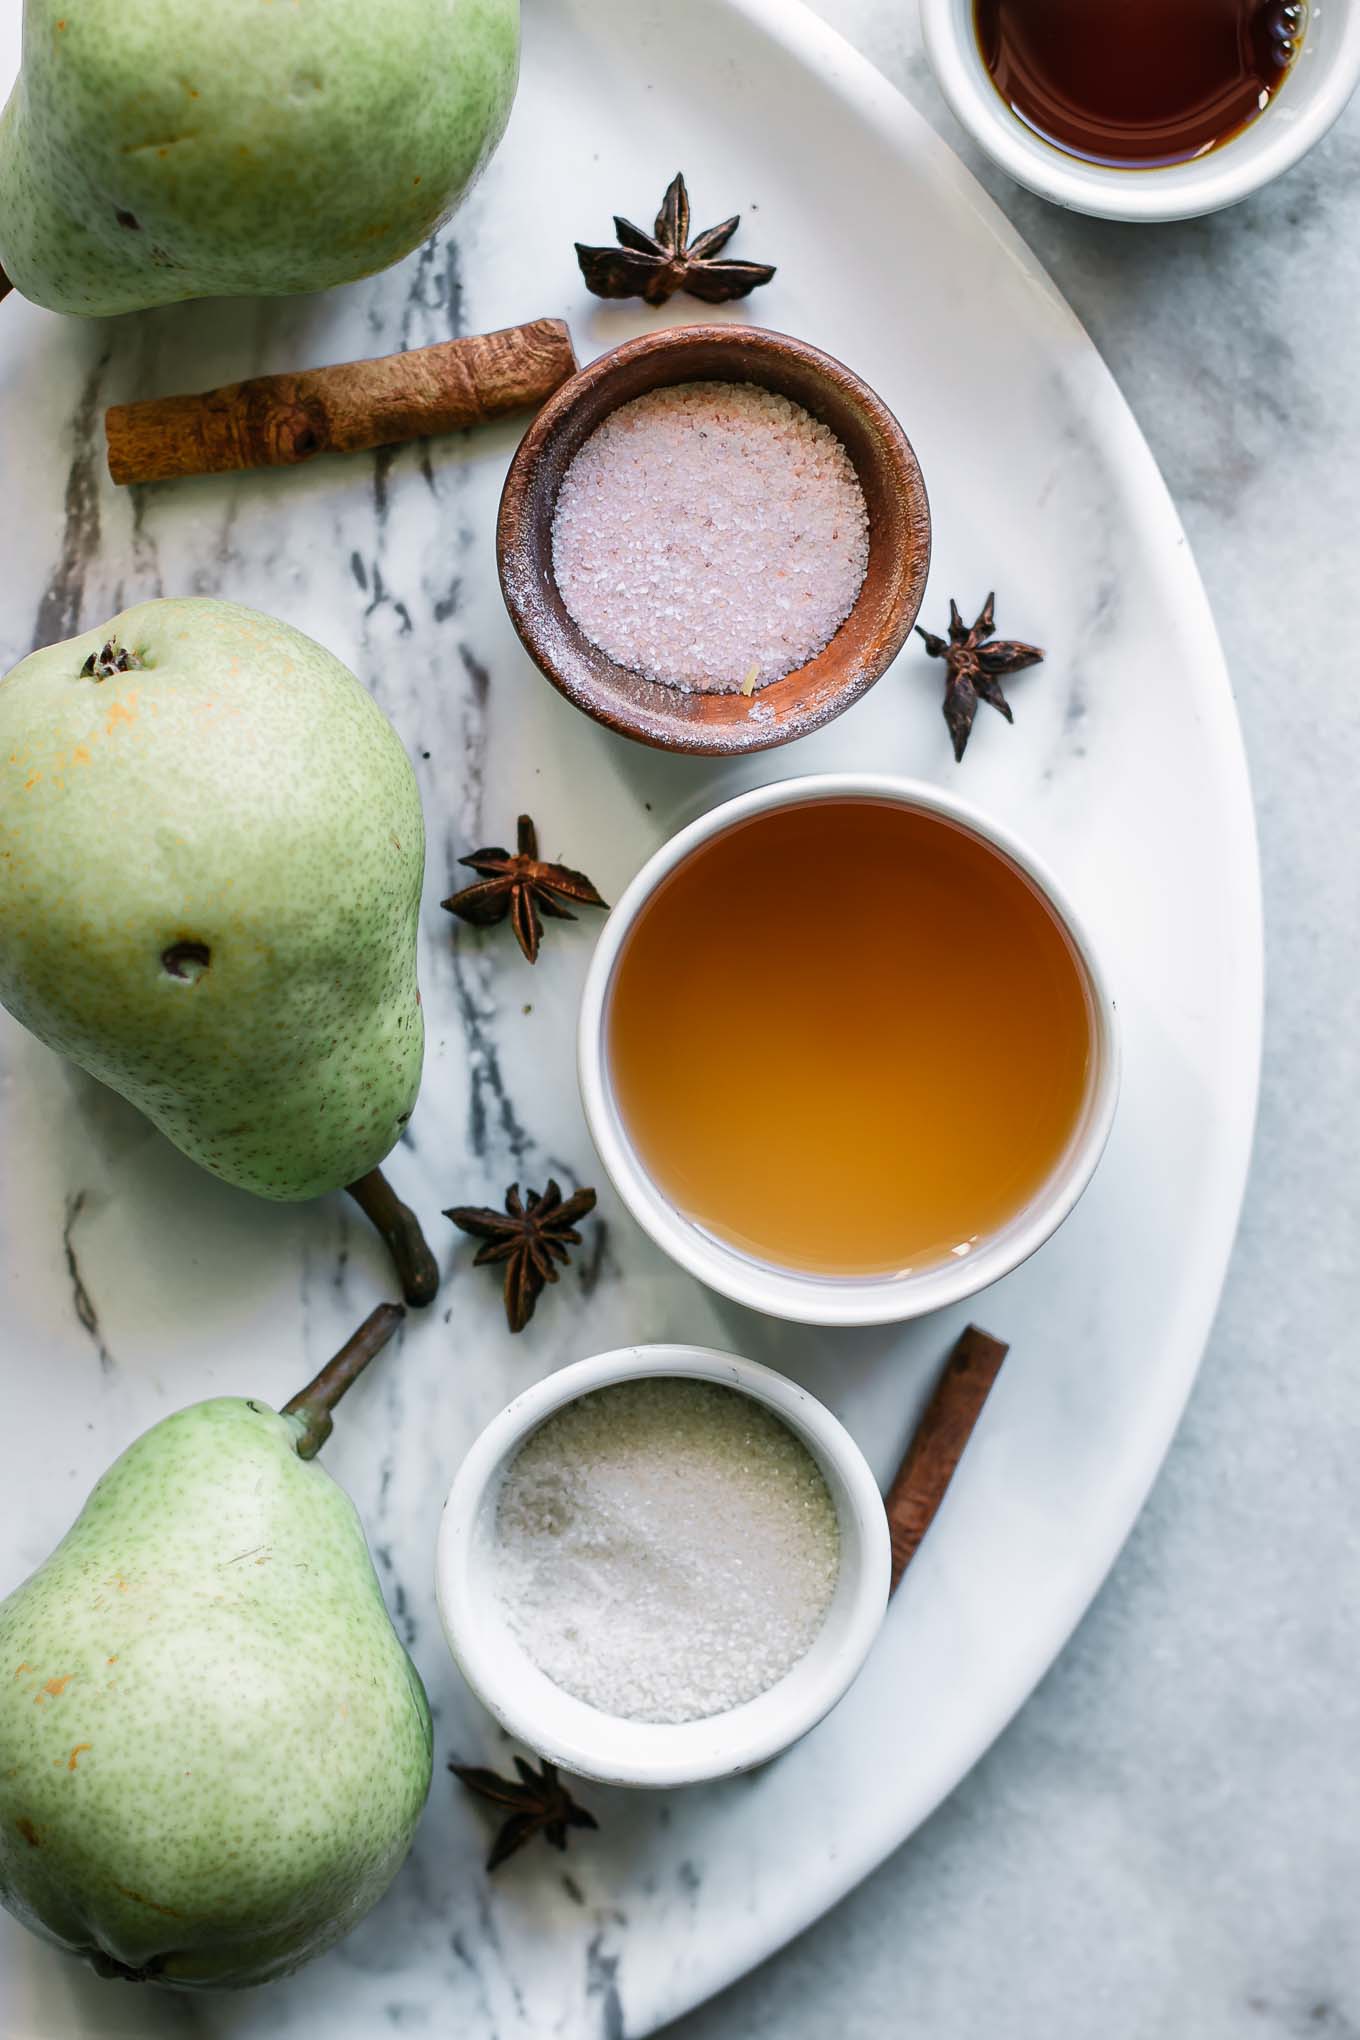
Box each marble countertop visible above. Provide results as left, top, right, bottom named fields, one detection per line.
left=0, top=4, right=1351, bottom=2036
left=667, top=7, right=1360, bottom=2039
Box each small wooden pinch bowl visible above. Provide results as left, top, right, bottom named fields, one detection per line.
left=496, top=324, right=931, bottom=755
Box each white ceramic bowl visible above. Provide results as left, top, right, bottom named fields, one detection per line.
left=578, top=773, right=1119, bottom=1329
left=920, top=0, right=1360, bottom=222
left=435, top=1344, right=891, bottom=1789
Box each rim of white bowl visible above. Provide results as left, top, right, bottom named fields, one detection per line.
left=434, top=1344, right=892, bottom=1789
left=577, top=773, right=1120, bottom=1329
left=919, top=0, right=1360, bottom=223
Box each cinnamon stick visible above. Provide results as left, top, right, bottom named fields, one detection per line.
left=105, top=316, right=578, bottom=485
left=885, top=1324, right=1010, bottom=1592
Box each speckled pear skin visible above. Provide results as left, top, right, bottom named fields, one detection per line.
left=0, top=1393, right=433, bottom=1987
left=0, top=0, right=519, bottom=316
left=0, top=596, right=425, bottom=1201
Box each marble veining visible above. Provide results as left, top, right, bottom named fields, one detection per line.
left=0, top=0, right=1270, bottom=2035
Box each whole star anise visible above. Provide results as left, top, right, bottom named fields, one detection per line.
left=442, top=814, right=606, bottom=964
left=916, top=594, right=1045, bottom=762
left=575, top=171, right=775, bottom=307
left=451, top=1755, right=599, bottom=1872
left=444, top=1179, right=597, bottom=1332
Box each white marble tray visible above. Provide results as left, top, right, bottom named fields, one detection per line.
left=0, top=0, right=1262, bottom=2033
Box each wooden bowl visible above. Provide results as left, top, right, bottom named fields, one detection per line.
left=496, top=325, right=931, bottom=755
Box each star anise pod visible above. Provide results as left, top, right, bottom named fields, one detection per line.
left=916, top=594, right=1045, bottom=762
left=442, top=814, right=606, bottom=964
left=575, top=171, right=775, bottom=307
left=444, top=1179, right=597, bottom=1333
left=451, top=1755, right=599, bottom=1872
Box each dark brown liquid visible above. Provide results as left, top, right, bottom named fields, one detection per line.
left=974, top=0, right=1305, bottom=167
left=606, top=800, right=1094, bottom=1278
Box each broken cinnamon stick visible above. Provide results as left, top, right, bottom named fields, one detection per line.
left=886, top=1324, right=1010, bottom=1592
left=105, top=316, right=578, bottom=485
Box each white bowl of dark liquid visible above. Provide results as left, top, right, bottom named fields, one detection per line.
left=921, top=0, right=1360, bottom=221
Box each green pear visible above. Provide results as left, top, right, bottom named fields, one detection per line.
left=0, top=0, right=518, bottom=316
left=0, top=596, right=438, bottom=1302
left=0, top=1304, right=433, bottom=1988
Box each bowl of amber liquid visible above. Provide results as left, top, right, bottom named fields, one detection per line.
left=921, top=0, right=1360, bottom=222
left=579, top=775, right=1119, bottom=1326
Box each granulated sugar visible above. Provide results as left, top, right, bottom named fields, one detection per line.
left=489, top=1377, right=841, bottom=1724
left=551, top=380, right=870, bottom=693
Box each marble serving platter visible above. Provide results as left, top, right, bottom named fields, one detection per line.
left=0, top=0, right=1263, bottom=2034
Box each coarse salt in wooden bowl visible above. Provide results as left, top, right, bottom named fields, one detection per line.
left=496, top=324, right=931, bottom=755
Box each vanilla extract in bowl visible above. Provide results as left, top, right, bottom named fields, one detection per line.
left=974, top=0, right=1307, bottom=168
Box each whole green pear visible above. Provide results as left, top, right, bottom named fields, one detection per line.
left=0, top=1305, right=434, bottom=1988
left=0, top=596, right=425, bottom=1213
left=0, top=0, right=518, bottom=316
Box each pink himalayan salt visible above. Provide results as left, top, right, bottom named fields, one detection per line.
left=551, top=380, right=870, bottom=693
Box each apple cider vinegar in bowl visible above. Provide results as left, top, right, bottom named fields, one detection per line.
left=607, top=799, right=1089, bottom=1274
left=579, top=776, right=1119, bottom=1326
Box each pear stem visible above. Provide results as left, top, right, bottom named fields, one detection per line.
left=283, top=1301, right=405, bottom=1460
left=347, top=1166, right=440, bottom=1308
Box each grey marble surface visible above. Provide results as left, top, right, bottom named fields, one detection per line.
left=12, top=0, right=1270, bottom=2020
left=667, top=7, right=1360, bottom=2039
left=0, top=2, right=1349, bottom=2033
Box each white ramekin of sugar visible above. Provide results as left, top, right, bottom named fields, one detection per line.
left=435, top=1344, right=891, bottom=1789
